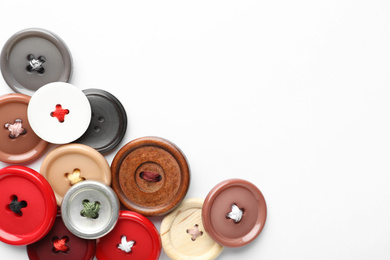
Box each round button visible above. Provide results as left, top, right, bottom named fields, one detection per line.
left=0, top=93, right=48, bottom=164
left=111, top=136, right=190, bottom=216
left=160, top=198, right=223, bottom=260
left=61, top=180, right=120, bottom=239
left=0, top=166, right=57, bottom=245
left=202, top=179, right=267, bottom=247
left=96, top=211, right=161, bottom=260
left=27, top=82, right=91, bottom=144
left=40, top=143, right=111, bottom=206
left=74, top=89, right=127, bottom=154
left=0, top=28, right=72, bottom=95
left=27, top=213, right=96, bottom=260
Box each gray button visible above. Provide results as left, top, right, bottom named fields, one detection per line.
left=61, top=180, right=119, bottom=239
left=1, top=28, right=72, bottom=95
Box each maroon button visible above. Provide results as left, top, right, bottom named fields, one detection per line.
left=27, top=213, right=96, bottom=260
left=202, top=179, right=267, bottom=247
left=96, top=211, right=161, bottom=260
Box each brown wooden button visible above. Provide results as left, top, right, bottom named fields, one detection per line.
left=0, top=93, right=48, bottom=164
left=111, top=136, right=190, bottom=216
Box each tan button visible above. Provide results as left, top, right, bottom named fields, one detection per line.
left=40, top=144, right=111, bottom=205
left=160, top=198, right=223, bottom=260
left=0, top=93, right=48, bottom=163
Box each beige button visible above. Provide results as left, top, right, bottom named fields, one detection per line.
left=160, top=198, right=223, bottom=260
left=40, top=144, right=111, bottom=205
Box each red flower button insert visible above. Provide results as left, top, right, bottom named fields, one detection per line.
left=96, top=211, right=161, bottom=260
left=27, top=213, right=96, bottom=260
left=0, top=166, right=57, bottom=245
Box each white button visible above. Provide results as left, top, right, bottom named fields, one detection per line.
left=27, top=82, right=91, bottom=144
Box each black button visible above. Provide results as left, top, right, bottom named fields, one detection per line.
left=74, top=89, right=127, bottom=153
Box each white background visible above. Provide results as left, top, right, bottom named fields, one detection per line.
left=0, top=1, right=389, bottom=259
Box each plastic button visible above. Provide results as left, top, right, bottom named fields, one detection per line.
left=61, top=180, right=119, bottom=239
left=27, top=82, right=91, bottom=144
left=96, top=211, right=161, bottom=260
left=74, top=89, right=127, bottom=154
left=0, top=93, right=48, bottom=164
left=0, top=28, right=72, bottom=95
left=202, top=179, right=267, bottom=247
left=160, top=198, right=223, bottom=260
left=40, top=143, right=111, bottom=206
left=0, top=166, right=57, bottom=245
left=27, top=213, right=96, bottom=260
left=111, top=136, right=190, bottom=216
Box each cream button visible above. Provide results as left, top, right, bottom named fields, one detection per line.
left=160, top=198, right=223, bottom=260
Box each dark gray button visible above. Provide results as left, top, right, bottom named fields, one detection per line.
left=0, top=28, right=72, bottom=95
left=74, top=89, right=127, bottom=154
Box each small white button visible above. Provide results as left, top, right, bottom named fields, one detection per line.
left=27, top=82, right=91, bottom=144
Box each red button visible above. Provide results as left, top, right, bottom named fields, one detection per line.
left=27, top=213, right=96, bottom=260
left=0, top=166, right=57, bottom=245
left=96, top=211, right=161, bottom=260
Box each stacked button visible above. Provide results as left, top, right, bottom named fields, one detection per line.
left=0, top=93, right=48, bottom=164
left=0, top=166, right=57, bottom=246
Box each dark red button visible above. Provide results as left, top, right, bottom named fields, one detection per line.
left=0, top=166, right=57, bottom=245
left=96, top=211, right=161, bottom=260
left=27, top=213, right=96, bottom=260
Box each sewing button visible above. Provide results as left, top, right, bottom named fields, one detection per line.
left=27, top=213, right=96, bottom=260
left=0, top=28, right=72, bottom=95
left=74, top=89, right=127, bottom=154
left=40, top=143, right=111, bottom=206
left=160, top=198, right=223, bottom=260
left=96, top=211, right=161, bottom=260
left=0, top=166, right=57, bottom=245
left=202, top=179, right=267, bottom=247
left=61, top=180, right=119, bottom=239
left=111, top=136, right=190, bottom=216
left=27, top=82, right=91, bottom=144
left=0, top=93, right=48, bottom=164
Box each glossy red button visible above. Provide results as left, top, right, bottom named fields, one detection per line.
left=27, top=213, right=96, bottom=260
left=96, top=211, right=161, bottom=260
left=0, top=166, right=57, bottom=245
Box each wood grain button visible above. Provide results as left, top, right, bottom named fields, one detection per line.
left=111, top=136, right=190, bottom=216
left=40, top=144, right=111, bottom=206
left=160, top=198, right=223, bottom=260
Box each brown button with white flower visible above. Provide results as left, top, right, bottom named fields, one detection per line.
left=202, top=179, right=267, bottom=247
left=111, top=136, right=190, bottom=216
left=0, top=93, right=48, bottom=164
left=40, top=143, right=111, bottom=206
